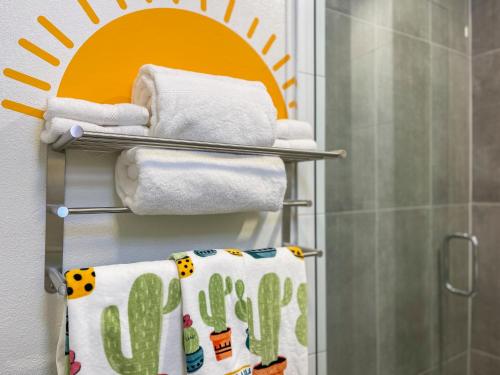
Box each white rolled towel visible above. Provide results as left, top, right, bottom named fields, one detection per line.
left=40, top=118, right=149, bottom=144
left=44, top=97, right=150, bottom=126
left=273, top=139, right=318, bottom=150
left=132, top=64, right=278, bottom=146
left=115, top=148, right=286, bottom=215
left=276, top=119, right=314, bottom=140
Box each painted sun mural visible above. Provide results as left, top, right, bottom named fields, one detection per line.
left=1, top=0, right=296, bottom=121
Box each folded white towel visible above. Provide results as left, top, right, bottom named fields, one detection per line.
left=44, top=97, right=150, bottom=126
left=132, top=65, right=277, bottom=146
left=58, top=260, right=183, bottom=375
left=172, top=248, right=250, bottom=375
left=40, top=118, right=149, bottom=144
left=276, top=119, right=314, bottom=140
left=115, top=148, right=286, bottom=215
left=273, top=139, right=318, bottom=150
left=239, top=247, right=308, bottom=375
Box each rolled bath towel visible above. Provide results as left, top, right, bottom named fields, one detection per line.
left=276, top=119, right=314, bottom=140
left=273, top=139, right=318, bottom=150
left=40, top=117, right=149, bottom=144
left=132, top=65, right=277, bottom=146
left=115, top=148, right=286, bottom=215
left=44, top=97, right=150, bottom=126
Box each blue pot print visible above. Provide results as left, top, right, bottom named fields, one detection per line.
left=186, top=346, right=204, bottom=373
left=245, top=248, right=277, bottom=259
left=194, top=249, right=217, bottom=257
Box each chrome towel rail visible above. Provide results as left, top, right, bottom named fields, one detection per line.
left=47, top=246, right=324, bottom=296
left=49, top=200, right=312, bottom=217
left=52, top=126, right=347, bottom=161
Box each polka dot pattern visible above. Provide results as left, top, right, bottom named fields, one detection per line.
left=65, top=267, right=96, bottom=299
left=176, top=256, right=194, bottom=278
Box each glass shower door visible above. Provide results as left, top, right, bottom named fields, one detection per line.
left=320, top=0, right=473, bottom=374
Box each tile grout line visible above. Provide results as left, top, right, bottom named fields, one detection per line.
left=325, top=7, right=470, bottom=58
left=471, top=348, right=500, bottom=361
left=467, top=0, right=474, bottom=372
left=325, top=203, right=472, bottom=216
left=373, top=20, right=380, bottom=375
left=428, top=3, right=437, bottom=371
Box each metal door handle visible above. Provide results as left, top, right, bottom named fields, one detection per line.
left=442, top=233, right=478, bottom=297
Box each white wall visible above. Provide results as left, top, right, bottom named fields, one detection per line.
left=0, top=0, right=320, bottom=373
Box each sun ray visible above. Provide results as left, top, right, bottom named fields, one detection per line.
left=273, top=54, right=290, bottom=72
left=18, top=39, right=60, bottom=66
left=282, top=77, right=296, bottom=90
left=77, top=0, right=100, bottom=24
left=115, top=0, right=127, bottom=10
left=247, top=17, right=259, bottom=38
left=3, top=68, right=51, bottom=91
left=262, top=34, right=276, bottom=55
left=2, top=100, right=44, bottom=119
left=200, top=0, right=207, bottom=11
left=288, top=101, right=297, bottom=109
left=37, top=16, right=74, bottom=49
left=224, top=0, right=235, bottom=23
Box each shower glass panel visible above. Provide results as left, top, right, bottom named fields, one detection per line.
left=321, top=0, right=472, bottom=374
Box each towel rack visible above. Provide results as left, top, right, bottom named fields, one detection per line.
left=45, top=125, right=346, bottom=294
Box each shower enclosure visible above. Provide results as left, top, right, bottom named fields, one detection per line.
left=319, top=0, right=500, bottom=374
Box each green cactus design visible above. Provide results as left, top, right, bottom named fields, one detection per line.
left=295, top=283, right=308, bottom=346
left=101, top=273, right=181, bottom=375
left=184, top=325, right=200, bottom=355
left=247, top=273, right=293, bottom=367
left=199, top=274, right=232, bottom=333
left=234, top=279, right=248, bottom=322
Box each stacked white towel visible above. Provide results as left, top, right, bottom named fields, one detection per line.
left=115, top=148, right=286, bottom=215
left=273, top=119, right=317, bottom=150
left=45, top=97, right=150, bottom=126
left=41, top=97, right=150, bottom=144
left=132, top=65, right=277, bottom=146
left=40, top=117, right=149, bottom=144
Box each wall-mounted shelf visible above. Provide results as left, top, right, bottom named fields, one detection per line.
left=45, top=125, right=346, bottom=294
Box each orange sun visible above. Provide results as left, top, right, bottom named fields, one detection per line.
left=2, top=1, right=296, bottom=120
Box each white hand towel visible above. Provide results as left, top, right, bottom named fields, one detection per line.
left=115, top=148, right=286, bottom=215
left=237, top=247, right=308, bottom=375
left=273, top=139, right=318, bottom=150
left=132, top=64, right=277, bottom=146
left=276, top=119, right=314, bottom=140
left=172, top=248, right=251, bottom=375
left=44, top=97, right=150, bottom=126
left=62, top=260, right=183, bottom=375
left=41, top=118, right=149, bottom=144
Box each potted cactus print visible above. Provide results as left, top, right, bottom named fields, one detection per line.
left=183, top=314, right=204, bottom=373
left=199, top=273, right=233, bottom=361
left=101, top=273, right=181, bottom=375
left=236, top=274, right=292, bottom=375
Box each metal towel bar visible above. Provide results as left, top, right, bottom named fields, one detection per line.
left=47, top=246, right=324, bottom=296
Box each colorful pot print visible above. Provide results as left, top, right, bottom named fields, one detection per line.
left=209, top=327, right=233, bottom=361
left=287, top=246, right=304, bottom=259
left=183, top=314, right=204, bottom=373
left=253, top=357, right=287, bottom=375
left=65, top=268, right=96, bottom=300
left=245, top=248, right=277, bottom=259
left=194, top=249, right=218, bottom=257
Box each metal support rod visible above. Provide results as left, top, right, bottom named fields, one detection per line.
left=48, top=246, right=323, bottom=296
left=49, top=200, right=313, bottom=217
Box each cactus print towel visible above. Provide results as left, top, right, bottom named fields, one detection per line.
left=58, top=260, right=184, bottom=375
left=239, top=247, right=308, bottom=375
left=172, top=248, right=250, bottom=375
left=172, top=247, right=308, bottom=375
